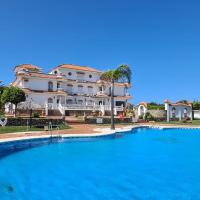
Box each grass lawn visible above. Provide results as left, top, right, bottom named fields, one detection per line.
left=0, top=124, right=70, bottom=134
left=156, top=120, right=200, bottom=126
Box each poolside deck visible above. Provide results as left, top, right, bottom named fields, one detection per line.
left=1, top=123, right=200, bottom=143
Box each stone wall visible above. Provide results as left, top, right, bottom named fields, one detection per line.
left=135, top=109, right=166, bottom=120
left=148, top=110, right=166, bottom=119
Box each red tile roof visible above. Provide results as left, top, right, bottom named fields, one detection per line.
left=55, top=64, right=102, bottom=73
left=14, top=64, right=42, bottom=72
left=164, top=100, right=192, bottom=107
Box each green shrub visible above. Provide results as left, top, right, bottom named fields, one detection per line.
left=144, top=112, right=154, bottom=121
left=138, top=115, right=144, bottom=119
left=33, top=112, right=40, bottom=118
left=193, top=101, right=200, bottom=110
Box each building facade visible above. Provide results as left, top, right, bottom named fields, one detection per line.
left=164, top=100, right=192, bottom=122
left=8, top=64, right=131, bottom=116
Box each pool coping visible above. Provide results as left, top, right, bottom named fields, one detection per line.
left=0, top=124, right=200, bottom=144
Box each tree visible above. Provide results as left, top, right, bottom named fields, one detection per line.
left=147, top=102, right=164, bottom=110
left=100, top=65, right=132, bottom=130
left=193, top=101, right=200, bottom=110
left=1, top=86, right=26, bottom=117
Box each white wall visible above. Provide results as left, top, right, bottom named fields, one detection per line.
left=27, top=78, right=57, bottom=91
left=193, top=110, right=200, bottom=119
left=57, top=68, right=100, bottom=82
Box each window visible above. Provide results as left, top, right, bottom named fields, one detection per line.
left=99, top=85, right=105, bottom=92
left=78, top=85, right=83, bottom=92
left=99, top=101, right=105, bottom=105
left=88, top=86, right=93, bottom=94
left=116, top=101, right=125, bottom=107
left=109, top=87, right=111, bottom=95
left=66, top=99, right=73, bottom=104
left=78, top=100, right=83, bottom=104
left=48, top=98, right=53, bottom=104
left=88, top=100, right=93, bottom=105
left=172, top=107, right=176, bottom=118
left=67, top=84, right=73, bottom=93
left=89, top=74, right=92, bottom=78
left=48, top=82, right=53, bottom=91
left=77, top=72, right=85, bottom=80
left=184, top=108, right=188, bottom=118
left=57, top=82, right=61, bottom=89
left=139, top=106, right=145, bottom=116
left=68, top=72, right=72, bottom=76
left=54, top=71, right=57, bottom=75
left=77, top=71, right=85, bottom=75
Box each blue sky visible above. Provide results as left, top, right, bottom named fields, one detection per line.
left=0, top=0, right=200, bottom=104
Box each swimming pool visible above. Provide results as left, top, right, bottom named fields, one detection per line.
left=1, top=127, right=200, bottom=200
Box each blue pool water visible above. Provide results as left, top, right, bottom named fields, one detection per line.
left=1, top=128, right=200, bottom=200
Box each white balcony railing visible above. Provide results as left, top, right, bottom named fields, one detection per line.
left=60, top=104, right=123, bottom=111
left=46, top=102, right=124, bottom=112
left=97, top=91, right=107, bottom=96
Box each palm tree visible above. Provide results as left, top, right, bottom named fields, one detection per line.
left=0, top=81, right=4, bottom=115
left=100, top=65, right=132, bottom=130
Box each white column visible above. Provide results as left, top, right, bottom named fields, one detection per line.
left=165, top=103, right=170, bottom=122
left=179, top=109, right=182, bottom=121
left=45, top=102, right=48, bottom=116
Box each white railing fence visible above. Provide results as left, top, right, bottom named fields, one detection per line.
left=58, top=103, right=65, bottom=116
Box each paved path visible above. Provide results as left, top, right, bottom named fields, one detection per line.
left=2, top=123, right=199, bottom=142
left=0, top=124, right=101, bottom=140
left=0, top=124, right=132, bottom=141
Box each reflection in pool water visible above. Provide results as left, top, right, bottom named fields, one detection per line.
left=0, top=128, right=200, bottom=200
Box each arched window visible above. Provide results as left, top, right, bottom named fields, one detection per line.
left=172, top=107, right=176, bottom=118
left=48, top=98, right=53, bottom=104
left=57, top=82, right=61, bottom=89
left=184, top=108, right=188, bottom=118
left=99, top=101, right=105, bottom=105
left=48, top=82, right=53, bottom=91
left=139, top=106, right=145, bottom=116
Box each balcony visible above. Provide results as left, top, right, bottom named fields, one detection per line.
left=57, top=87, right=64, bottom=92
left=59, top=104, right=124, bottom=111
left=96, top=91, right=108, bottom=97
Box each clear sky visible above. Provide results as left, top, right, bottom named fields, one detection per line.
left=0, top=0, right=200, bottom=105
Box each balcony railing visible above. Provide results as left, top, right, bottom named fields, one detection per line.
left=97, top=91, right=107, bottom=96
left=60, top=104, right=123, bottom=111
left=47, top=102, right=124, bottom=111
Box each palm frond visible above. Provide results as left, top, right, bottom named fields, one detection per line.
left=116, top=65, right=132, bottom=83
left=100, top=65, right=132, bottom=83
left=100, top=70, right=114, bottom=82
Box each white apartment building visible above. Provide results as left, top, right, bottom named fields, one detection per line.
left=10, top=64, right=132, bottom=116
